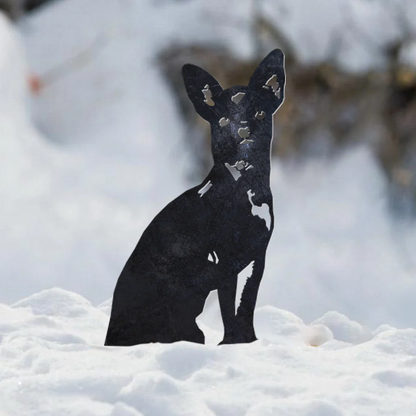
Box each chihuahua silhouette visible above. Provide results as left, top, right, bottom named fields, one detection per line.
left=105, top=49, right=285, bottom=346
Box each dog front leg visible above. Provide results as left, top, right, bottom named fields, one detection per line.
left=218, top=273, right=238, bottom=345
left=231, top=254, right=266, bottom=343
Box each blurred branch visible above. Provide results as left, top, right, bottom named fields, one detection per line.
left=252, top=14, right=297, bottom=63
left=339, top=0, right=385, bottom=52
left=384, top=0, right=416, bottom=40
left=0, top=0, right=25, bottom=20
left=250, top=0, right=296, bottom=63
left=0, top=0, right=56, bottom=20
left=39, top=33, right=109, bottom=87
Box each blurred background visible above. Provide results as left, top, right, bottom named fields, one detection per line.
left=1, top=0, right=416, bottom=330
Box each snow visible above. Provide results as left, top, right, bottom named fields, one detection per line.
left=263, top=0, right=416, bottom=72
left=1, top=0, right=416, bottom=414
left=2, top=288, right=416, bottom=415
left=262, top=148, right=416, bottom=329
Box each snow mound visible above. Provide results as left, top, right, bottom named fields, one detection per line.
left=254, top=305, right=305, bottom=344
left=311, top=311, right=368, bottom=344
left=3, top=289, right=108, bottom=347
left=371, top=329, right=416, bottom=356
left=12, top=288, right=93, bottom=317
left=2, top=289, right=416, bottom=415
left=303, top=324, right=334, bottom=347
left=372, top=370, right=416, bottom=388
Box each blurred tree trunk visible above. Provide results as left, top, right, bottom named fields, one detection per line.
left=0, top=0, right=24, bottom=20
left=0, top=0, right=53, bottom=20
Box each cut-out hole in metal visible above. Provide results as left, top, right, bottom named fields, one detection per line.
left=219, top=117, right=230, bottom=127
left=235, top=160, right=246, bottom=171
left=225, top=162, right=242, bottom=181
left=238, top=127, right=250, bottom=139
left=225, top=160, right=251, bottom=180
left=240, top=139, right=254, bottom=145
left=247, top=190, right=271, bottom=230
left=255, top=111, right=265, bottom=120
left=198, top=180, right=212, bottom=197
left=207, top=251, right=219, bottom=264
left=231, top=92, right=245, bottom=104
left=264, top=75, right=281, bottom=99
left=202, top=84, right=215, bottom=106
left=225, top=160, right=250, bottom=180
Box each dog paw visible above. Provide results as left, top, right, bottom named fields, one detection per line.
left=218, top=332, right=257, bottom=345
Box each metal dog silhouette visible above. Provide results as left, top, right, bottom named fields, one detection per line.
left=105, top=49, right=285, bottom=346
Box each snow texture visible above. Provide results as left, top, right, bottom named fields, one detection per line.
left=2, top=288, right=416, bottom=415
left=1, top=0, right=416, bottom=414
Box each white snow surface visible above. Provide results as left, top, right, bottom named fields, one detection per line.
left=1, top=0, right=416, bottom=414
left=2, top=288, right=416, bottom=416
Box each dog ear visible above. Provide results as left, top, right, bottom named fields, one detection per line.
left=182, top=64, right=223, bottom=122
left=248, top=49, right=285, bottom=114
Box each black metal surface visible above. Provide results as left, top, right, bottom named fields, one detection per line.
left=105, top=49, right=286, bottom=346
